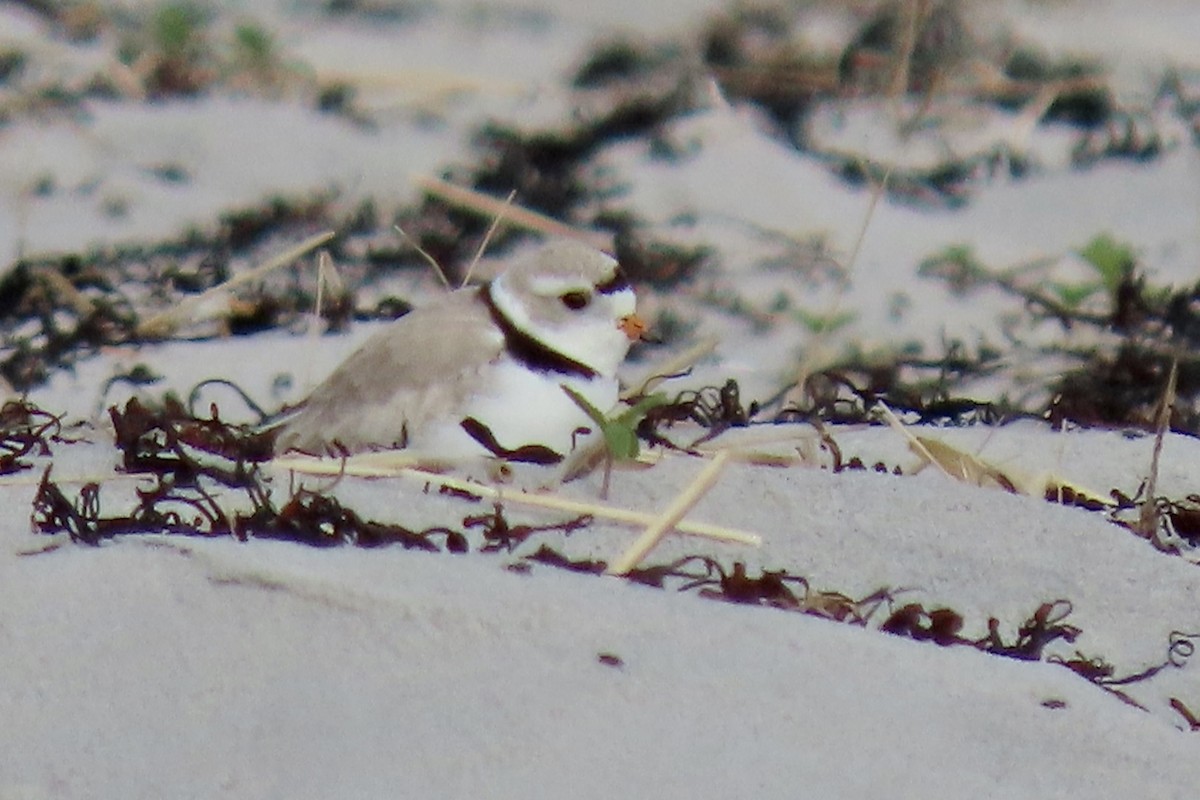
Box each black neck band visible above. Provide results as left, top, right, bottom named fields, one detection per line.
left=479, top=284, right=598, bottom=380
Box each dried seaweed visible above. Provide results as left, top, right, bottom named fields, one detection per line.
left=251, top=489, right=467, bottom=551
left=514, top=545, right=1196, bottom=711
left=466, top=504, right=592, bottom=553
left=1048, top=342, right=1200, bottom=433
left=776, top=361, right=1015, bottom=428
left=110, top=395, right=276, bottom=475
left=1169, top=698, right=1200, bottom=731
left=1052, top=631, right=1199, bottom=710
left=914, top=241, right=1200, bottom=435
left=30, top=391, right=1192, bottom=721
left=0, top=200, right=361, bottom=391
left=0, top=399, right=63, bottom=475
left=33, top=397, right=469, bottom=553
left=0, top=6, right=1181, bottom=406
left=1158, top=496, right=1200, bottom=546
left=612, top=234, right=711, bottom=289
left=394, top=41, right=693, bottom=274
left=635, top=379, right=758, bottom=451
left=700, top=5, right=832, bottom=128
left=31, top=394, right=1194, bottom=715
left=1072, top=112, right=1167, bottom=165
left=519, top=545, right=706, bottom=588
left=0, top=260, right=138, bottom=389
left=881, top=603, right=969, bottom=647
left=523, top=544, right=607, bottom=576
left=1001, top=48, right=1111, bottom=127
left=975, top=600, right=1081, bottom=661
left=681, top=559, right=807, bottom=610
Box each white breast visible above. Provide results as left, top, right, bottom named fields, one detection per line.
left=410, top=357, right=619, bottom=462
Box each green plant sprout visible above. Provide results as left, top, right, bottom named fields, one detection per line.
left=1078, top=233, right=1136, bottom=293
left=794, top=307, right=857, bottom=335
left=1048, top=234, right=1137, bottom=310
left=148, top=2, right=210, bottom=68
left=1047, top=280, right=1102, bottom=310
left=562, top=385, right=669, bottom=462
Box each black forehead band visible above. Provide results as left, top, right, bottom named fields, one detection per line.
left=596, top=266, right=630, bottom=295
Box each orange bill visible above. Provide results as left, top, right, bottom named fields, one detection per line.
left=618, top=313, right=648, bottom=341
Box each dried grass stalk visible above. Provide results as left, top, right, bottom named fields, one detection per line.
left=415, top=176, right=612, bottom=252
left=137, top=230, right=335, bottom=337
left=606, top=449, right=734, bottom=576
left=272, top=453, right=759, bottom=547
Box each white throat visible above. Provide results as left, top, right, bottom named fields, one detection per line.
left=489, top=277, right=634, bottom=377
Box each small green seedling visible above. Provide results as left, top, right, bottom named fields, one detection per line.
left=916, top=244, right=989, bottom=293
left=233, top=22, right=274, bottom=67
left=1078, top=233, right=1135, bottom=293
left=1048, top=280, right=1102, bottom=310
left=794, top=307, right=857, bottom=335
left=152, top=3, right=209, bottom=60
left=1044, top=233, right=1139, bottom=310
left=562, top=385, right=669, bottom=462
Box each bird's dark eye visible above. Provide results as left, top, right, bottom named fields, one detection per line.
left=560, top=290, right=591, bottom=310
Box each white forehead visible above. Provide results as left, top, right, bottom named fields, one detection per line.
left=608, top=285, right=636, bottom=317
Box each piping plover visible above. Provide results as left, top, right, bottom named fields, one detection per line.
left=273, top=239, right=645, bottom=468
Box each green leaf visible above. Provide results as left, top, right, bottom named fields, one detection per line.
left=1050, top=281, right=1102, bottom=309
left=562, top=385, right=606, bottom=426
left=1078, top=233, right=1135, bottom=292
left=793, top=307, right=857, bottom=335
left=234, top=23, right=273, bottom=63
left=562, top=386, right=669, bottom=461
left=153, top=3, right=208, bottom=58
left=617, top=392, right=670, bottom=425
left=917, top=244, right=988, bottom=292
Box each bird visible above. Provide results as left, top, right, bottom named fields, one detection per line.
left=272, top=239, right=646, bottom=470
